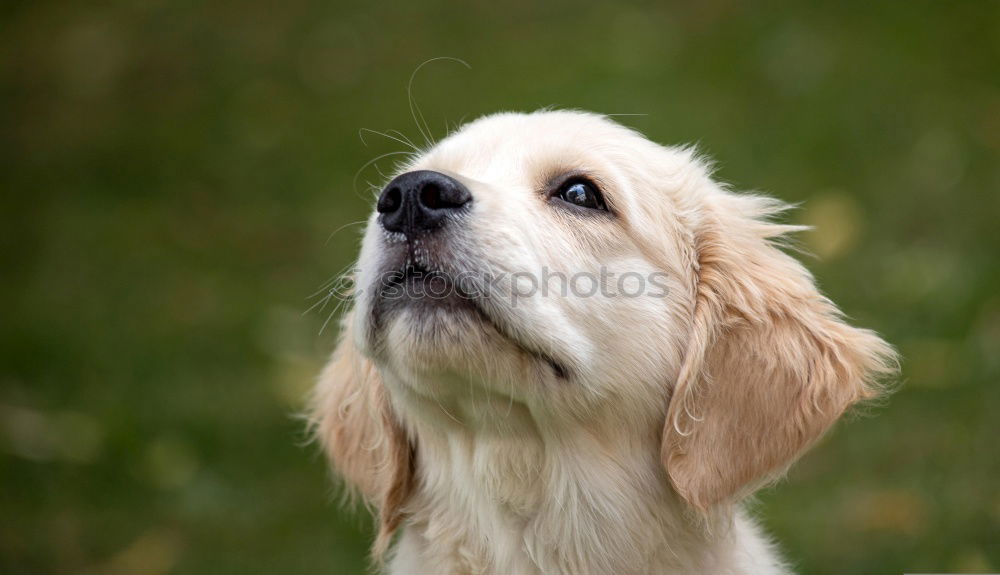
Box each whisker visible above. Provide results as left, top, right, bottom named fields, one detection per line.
left=385, top=129, right=420, bottom=152
left=318, top=308, right=337, bottom=335
left=358, top=128, right=421, bottom=153
left=304, top=288, right=337, bottom=316
left=373, top=163, right=392, bottom=182
left=309, top=261, right=357, bottom=299
left=407, top=57, right=471, bottom=148
left=353, top=150, right=414, bottom=197
left=325, top=219, right=367, bottom=246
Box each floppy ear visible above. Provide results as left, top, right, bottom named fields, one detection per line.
left=309, top=311, right=414, bottom=558
left=662, top=192, right=896, bottom=511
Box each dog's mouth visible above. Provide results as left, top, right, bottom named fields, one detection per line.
left=371, top=259, right=569, bottom=379
left=383, top=261, right=472, bottom=303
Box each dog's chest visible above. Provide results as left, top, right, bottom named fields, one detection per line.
left=399, top=433, right=688, bottom=575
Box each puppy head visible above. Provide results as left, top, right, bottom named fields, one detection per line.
left=311, top=110, right=895, bottom=547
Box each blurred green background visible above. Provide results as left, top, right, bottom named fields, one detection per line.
left=2, top=1, right=998, bottom=573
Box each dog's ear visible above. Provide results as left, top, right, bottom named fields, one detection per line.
left=661, top=192, right=896, bottom=511
left=310, top=311, right=414, bottom=558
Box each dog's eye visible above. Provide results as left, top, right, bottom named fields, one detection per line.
left=556, top=180, right=606, bottom=211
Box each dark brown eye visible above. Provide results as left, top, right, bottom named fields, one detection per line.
left=556, top=180, right=606, bottom=211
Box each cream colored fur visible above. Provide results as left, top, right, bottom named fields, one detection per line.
left=310, top=110, right=896, bottom=574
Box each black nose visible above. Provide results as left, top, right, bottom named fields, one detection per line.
left=377, top=170, right=472, bottom=236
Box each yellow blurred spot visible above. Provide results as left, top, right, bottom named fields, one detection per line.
left=0, top=404, right=103, bottom=463
left=57, top=18, right=127, bottom=99
left=801, top=192, right=863, bottom=260
left=950, top=547, right=994, bottom=573
left=0, top=404, right=57, bottom=461
left=848, top=488, right=927, bottom=536
left=143, top=437, right=199, bottom=490
left=96, top=528, right=181, bottom=575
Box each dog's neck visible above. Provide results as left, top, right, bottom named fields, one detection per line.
left=384, top=375, right=785, bottom=575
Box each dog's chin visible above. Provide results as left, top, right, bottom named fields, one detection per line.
left=366, top=274, right=568, bottom=390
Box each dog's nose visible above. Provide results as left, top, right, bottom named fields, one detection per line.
left=377, top=170, right=472, bottom=236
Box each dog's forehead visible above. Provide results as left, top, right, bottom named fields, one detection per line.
left=417, top=111, right=642, bottom=182
left=454, top=111, right=629, bottom=142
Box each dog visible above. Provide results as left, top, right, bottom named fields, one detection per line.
left=310, top=110, right=896, bottom=574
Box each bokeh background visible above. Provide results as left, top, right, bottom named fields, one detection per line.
left=2, top=1, right=998, bottom=573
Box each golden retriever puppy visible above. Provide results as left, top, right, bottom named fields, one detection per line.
left=310, top=110, right=896, bottom=574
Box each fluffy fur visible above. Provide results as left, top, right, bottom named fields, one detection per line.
left=310, top=110, right=896, bottom=574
